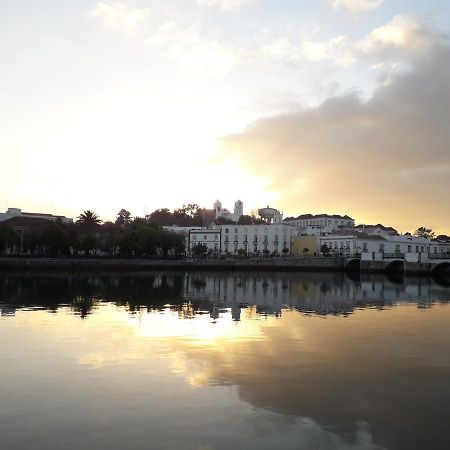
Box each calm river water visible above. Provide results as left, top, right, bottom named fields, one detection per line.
left=1, top=271, right=450, bottom=450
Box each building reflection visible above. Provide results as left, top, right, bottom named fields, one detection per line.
left=0, top=271, right=449, bottom=319
left=183, top=272, right=450, bottom=320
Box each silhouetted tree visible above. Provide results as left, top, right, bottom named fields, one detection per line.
left=76, top=210, right=102, bottom=226
left=414, top=227, right=435, bottom=239
left=238, top=215, right=253, bottom=225
left=148, top=208, right=173, bottom=226
left=0, top=224, right=18, bottom=254
left=115, top=209, right=132, bottom=225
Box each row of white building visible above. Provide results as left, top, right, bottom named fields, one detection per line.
left=184, top=201, right=450, bottom=257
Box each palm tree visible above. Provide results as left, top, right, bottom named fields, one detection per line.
left=115, top=209, right=132, bottom=225
left=76, top=210, right=102, bottom=226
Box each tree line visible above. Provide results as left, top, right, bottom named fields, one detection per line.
left=0, top=209, right=185, bottom=257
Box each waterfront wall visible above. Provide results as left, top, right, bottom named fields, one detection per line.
left=0, top=256, right=448, bottom=275
left=0, top=257, right=343, bottom=272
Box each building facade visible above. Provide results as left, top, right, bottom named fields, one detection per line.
left=318, top=231, right=450, bottom=256
left=187, top=223, right=297, bottom=256
left=219, top=223, right=296, bottom=255
left=187, top=229, right=222, bottom=255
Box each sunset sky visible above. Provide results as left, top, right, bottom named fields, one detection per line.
left=1, top=0, right=449, bottom=233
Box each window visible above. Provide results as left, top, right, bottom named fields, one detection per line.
left=362, top=242, right=368, bottom=252
left=408, top=245, right=412, bottom=252
left=193, top=235, right=197, bottom=241
left=395, top=244, right=400, bottom=253
left=416, top=246, right=419, bottom=253
left=204, top=235, right=207, bottom=240
left=234, top=228, right=238, bottom=233
left=215, top=235, right=218, bottom=240
left=225, top=228, right=229, bottom=233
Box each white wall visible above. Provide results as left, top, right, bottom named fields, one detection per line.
left=219, top=224, right=296, bottom=255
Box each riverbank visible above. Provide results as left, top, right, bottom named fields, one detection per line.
left=0, top=256, right=448, bottom=276
left=0, top=257, right=343, bottom=272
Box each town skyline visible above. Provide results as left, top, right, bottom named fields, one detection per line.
left=1, top=200, right=448, bottom=236
left=1, top=1, right=450, bottom=235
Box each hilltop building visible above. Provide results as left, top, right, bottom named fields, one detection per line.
left=283, top=213, right=355, bottom=235
left=258, top=206, right=283, bottom=224
left=214, top=200, right=244, bottom=223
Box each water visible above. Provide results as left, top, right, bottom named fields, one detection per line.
left=1, top=271, right=450, bottom=450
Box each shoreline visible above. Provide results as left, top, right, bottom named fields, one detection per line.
left=0, top=256, right=448, bottom=277
left=0, top=256, right=343, bottom=272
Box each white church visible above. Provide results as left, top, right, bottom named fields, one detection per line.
left=214, top=200, right=243, bottom=223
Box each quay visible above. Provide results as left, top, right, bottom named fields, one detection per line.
left=0, top=255, right=449, bottom=275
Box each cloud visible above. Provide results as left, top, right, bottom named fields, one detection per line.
left=196, top=0, right=254, bottom=11
left=88, top=1, right=151, bottom=33
left=303, top=16, right=433, bottom=66
left=220, top=36, right=450, bottom=232
left=330, top=0, right=384, bottom=14
left=88, top=1, right=239, bottom=77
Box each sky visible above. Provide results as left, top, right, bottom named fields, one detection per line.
left=1, top=0, right=449, bottom=233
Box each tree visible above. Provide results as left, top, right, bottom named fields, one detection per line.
left=115, top=209, right=132, bottom=225
left=148, top=208, right=173, bottom=226
left=216, top=216, right=235, bottom=225
left=249, top=210, right=265, bottom=224
left=192, top=243, right=208, bottom=257
left=79, top=233, right=98, bottom=256
left=40, top=222, right=70, bottom=256
left=320, top=244, right=330, bottom=255
left=0, top=224, right=18, bottom=254
left=414, top=227, right=435, bottom=239
left=76, top=210, right=102, bottom=226
left=303, top=247, right=310, bottom=254
left=238, top=215, right=253, bottom=225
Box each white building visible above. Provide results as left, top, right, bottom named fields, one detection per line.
left=220, top=223, right=296, bottom=255
left=284, top=213, right=355, bottom=235
left=187, top=223, right=297, bottom=256
left=214, top=200, right=243, bottom=223
left=319, top=230, right=450, bottom=256
left=187, top=229, right=222, bottom=255
left=0, top=208, right=73, bottom=224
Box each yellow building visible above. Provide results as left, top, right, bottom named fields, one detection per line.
left=292, top=235, right=320, bottom=256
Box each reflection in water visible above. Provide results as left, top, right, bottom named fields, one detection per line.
left=1, top=271, right=449, bottom=319
left=1, top=271, right=450, bottom=450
